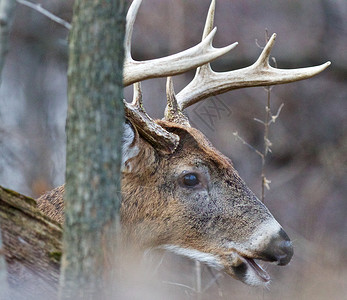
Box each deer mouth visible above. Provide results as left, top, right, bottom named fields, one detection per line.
left=224, top=253, right=271, bottom=286
left=242, top=257, right=270, bottom=282
left=161, top=245, right=271, bottom=286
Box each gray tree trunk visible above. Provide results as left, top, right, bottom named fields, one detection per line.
left=0, top=0, right=17, bottom=295
left=59, top=0, right=126, bottom=299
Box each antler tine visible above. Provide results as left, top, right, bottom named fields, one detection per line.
left=123, top=82, right=179, bottom=153
left=123, top=0, right=237, bottom=86
left=202, top=0, right=216, bottom=40
left=164, top=0, right=233, bottom=123
left=131, top=82, right=143, bottom=108
left=173, top=0, right=219, bottom=110
left=124, top=0, right=141, bottom=62
left=195, top=0, right=221, bottom=75
left=164, top=77, right=190, bottom=126
left=174, top=1, right=331, bottom=111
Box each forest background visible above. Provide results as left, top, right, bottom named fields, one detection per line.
left=0, top=0, right=346, bottom=299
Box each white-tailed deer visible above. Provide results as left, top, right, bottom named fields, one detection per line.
left=37, top=0, right=330, bottom=286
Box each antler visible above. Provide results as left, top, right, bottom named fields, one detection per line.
left=123, top=0, right=238, bottom=86
left=171, top=0, right=331, bottom=111
left=124, top=83, right=179, bottom=153
left=164, top=77, right=190, bottom=127
left=123, top=0, right=240, bottom=153
left=124, top=0, right=330, bottom=154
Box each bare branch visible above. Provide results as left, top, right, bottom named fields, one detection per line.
left=202, top=272, right=223, bottom=293
left=233, top=131, right=264, bottom=159
left=162, top=280, right=196, bottom=292
left=263, top=177, right=271, bottom=190
left=195, top=260, right=202, bottom=297
left=270, top=103, right=284, bottom=124
left=253, top=118, right=266, bottom=125
left=16, top=0, right=71, bottom=30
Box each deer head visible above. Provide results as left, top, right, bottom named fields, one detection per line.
left=37, top=0, right=330, bottom=287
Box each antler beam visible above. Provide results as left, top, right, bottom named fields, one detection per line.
left=123, top=0, right=237, bottom=86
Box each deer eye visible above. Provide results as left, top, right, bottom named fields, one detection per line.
left=182, top=173, right=200, bottom=187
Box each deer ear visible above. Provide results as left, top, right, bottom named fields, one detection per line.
left=122, top=120, right=140, bottom=172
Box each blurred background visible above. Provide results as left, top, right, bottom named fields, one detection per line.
left=0, top=0, right=346, bottom=299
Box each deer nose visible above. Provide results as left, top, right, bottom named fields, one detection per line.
left=263, top=228, right=293, bottom=266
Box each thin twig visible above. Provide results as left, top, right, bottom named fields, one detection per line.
left=261, top=85, right=271, bottom=202
left=233, top=131, right=264, bottom=159
left=16, top=0, right=71, bottom=30
left=162, top=280, right=196, bottom=292
left=152, top=251, right=166, bottom=274
left=206, top=267, right=222, bottom=289
left=260, top=30, right=272, bottom=202
left=202, top=272, right=223, bottom=293
left=253, top=118, right=266, bottom=125
left=269, top=103, right=284, bottom=125
left=248, top=31, right=285, bottom=202
left=195, top=260, right=202, bottom=300
left=254, top=103, right=283, bottom=126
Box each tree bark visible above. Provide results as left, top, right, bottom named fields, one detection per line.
left=60, top=0, right=126, bottom=299
left=0, top=1, right=17, bottom=295
left=0, top=185, right=62, bottom=299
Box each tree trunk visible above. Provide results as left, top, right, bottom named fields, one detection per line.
left=60, top=0, right=126, bottom=299
left=0, top=1, right=18, bottom=296
left=0, top=185, right=62, bottom=299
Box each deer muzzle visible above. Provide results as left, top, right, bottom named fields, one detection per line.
left=260, top=228, right=293, bottom=266
left=220, top=219, right=294, bottom=286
